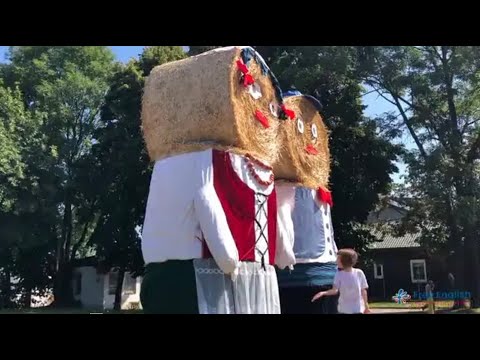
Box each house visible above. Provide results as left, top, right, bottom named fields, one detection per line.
left=364, top=202, right=448, bottom=301
left=71, top=257, right=142, bottom=311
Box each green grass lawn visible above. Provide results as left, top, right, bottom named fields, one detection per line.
left=370, top=300, right=456, bottom=310
left=370, top=300, right=480, bottom=313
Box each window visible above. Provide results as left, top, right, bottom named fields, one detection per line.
left=410, top=259, right=427, bottom=283
left=123, top=274, right=137, bottom=295
left=108, top=271, right=118, bottom=295
left=373, top=263, right=384, bottom=279
left=74, top=272, right=82, bottom=295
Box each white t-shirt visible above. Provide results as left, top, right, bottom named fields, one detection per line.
left=333, top=268, right=368, bottom=314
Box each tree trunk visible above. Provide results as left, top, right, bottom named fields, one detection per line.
left=1, top=268, right=12, bottom=309
left=453, top=241, right=466, bottom=309
left=464, top=227, right=480, bottom=308
left=53, top=263, right=74, bottom=308
left=54, top=189, right=74, bottom=307
left=113, top=267, right=125, bottom=311
left=445, top=194, right=466, bottom=309
left=63, top=189, right=73, bottom=263
left=23, top=287, right=32, bottom=309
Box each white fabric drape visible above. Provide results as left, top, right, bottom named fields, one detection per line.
left=193, top=258, right=281, bottom=314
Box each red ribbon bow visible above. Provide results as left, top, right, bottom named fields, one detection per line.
left=236, top=59, right=256, bottom=87
left=317, top=188, right=333, bottom=207
left=236, top=59, right=249, bottom=74
left=281, top=104, right=295, bottom=120
left=243, top=73, right=255, bottom=86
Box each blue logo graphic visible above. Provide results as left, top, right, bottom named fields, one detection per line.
left=392, top=289, right=411, bottom=304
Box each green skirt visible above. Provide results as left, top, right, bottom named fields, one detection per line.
left=140, top=260, right=199, bottom=314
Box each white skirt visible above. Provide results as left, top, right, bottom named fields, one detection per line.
left=193, top=258, right=281, bottom=314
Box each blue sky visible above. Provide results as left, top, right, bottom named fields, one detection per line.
left=0, top=45, right=407, bottom=182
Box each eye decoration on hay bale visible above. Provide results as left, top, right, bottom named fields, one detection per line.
left=273, top=91, right=331, bottom=190
left=141, top=46, right=285, bottom=165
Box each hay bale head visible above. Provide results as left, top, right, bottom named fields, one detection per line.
left=142, top=46, right=284, bottom=164
left=274, top=94, right=330, bottom=189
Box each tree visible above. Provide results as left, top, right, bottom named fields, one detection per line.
left=0, top=80, right=56, bottom=307
left=360, top=46, right=480, bottom=307
left=1, top=46, right=116, bottom=306
left=83, top=47, right=187, bottom=309
left=0, top=81, right=29, bottom=307
left=255, top=46, right=401, bottom=252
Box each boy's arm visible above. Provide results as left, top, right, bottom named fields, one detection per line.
left=311, top=286, right=338, bottom=302
left=312, top=272, right=340, bottom=302
left=361, top=288, right=370, bottom=313
left=323, top=287, right=339, bottom=297
left=358, top=269, right=370, bottom=313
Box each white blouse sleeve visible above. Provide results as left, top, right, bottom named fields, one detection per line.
left=193, top=151, right=239, bottom=275
left=275, top=184, right=296, bottom=269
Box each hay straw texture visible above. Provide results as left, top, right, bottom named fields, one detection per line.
left=273, top=95, right=330, bottom=190
left=141, top=46, right=282, bottom=165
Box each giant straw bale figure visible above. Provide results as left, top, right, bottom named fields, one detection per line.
left=274, top=90, right=339, bottom=314
left=140, top=46, right=295, bottom=314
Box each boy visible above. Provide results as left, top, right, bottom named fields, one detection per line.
left=312, top=249, right=370, bottom=314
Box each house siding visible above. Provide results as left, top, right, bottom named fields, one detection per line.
left=365, top=248, right=431, bottom=300
left=103, top=273, right=142, bottom=310
left=73, top=266, right=105, bottom=310
left=72, top=266, right=142, bottom=310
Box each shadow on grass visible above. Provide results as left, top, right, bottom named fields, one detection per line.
left=436, top=308, right=480, bottom=314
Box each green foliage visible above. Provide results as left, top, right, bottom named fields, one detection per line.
left=360, top=46, right=480, bottom=304
left=0, top=79, right=56, bottom=307
left=254, top=46, right=401, bottom=252
left=0, top=46, right=116, bottom=306
left=139, top=46, right=186, bottom=75
left=0, top=83, right=28, bottom=212
left=83, top=47, right=187, bottom=276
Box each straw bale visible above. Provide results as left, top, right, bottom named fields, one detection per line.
left=141, top=46, right=283, bottom=165
left=273, top=95, right=330, bottom=189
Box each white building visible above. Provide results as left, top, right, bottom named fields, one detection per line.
left=72, top=257, right=142, bottom=311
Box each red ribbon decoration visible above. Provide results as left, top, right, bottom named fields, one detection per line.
left=255, top=109, right=270, bottom=128
left=243, top=73, right=255, bottom=86
left=281, top=104, right=295, bottom=120
left=317, top=188, right=333, bottom=207
left=236, top=59, right=256, bottom=87
left=236, top=59, right=249, bottom=74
